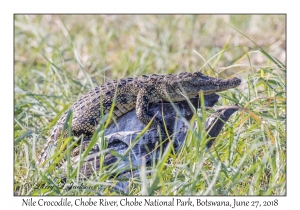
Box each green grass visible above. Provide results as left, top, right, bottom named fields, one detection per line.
left=14, top=14, right=286, bottom=195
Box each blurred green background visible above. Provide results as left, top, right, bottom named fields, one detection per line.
left=15, top=15, right=285, bottom=79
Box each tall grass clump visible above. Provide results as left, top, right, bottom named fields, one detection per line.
left=14, top=15, right=285, bottom=195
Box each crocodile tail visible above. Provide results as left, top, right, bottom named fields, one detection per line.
left=37, top=137, right=54, bottom=166
left=37, top=109, right=70, bottom=166
left=37, top=124, right=63, bottom=166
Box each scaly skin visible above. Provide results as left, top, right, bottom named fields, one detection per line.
left=37, top=72, right=241, bottom=165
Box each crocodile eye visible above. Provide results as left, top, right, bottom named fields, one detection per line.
left=193, top=73, right=198, bottom=77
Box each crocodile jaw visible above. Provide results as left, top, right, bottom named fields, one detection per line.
left=200, top=77, right=241, bottom=95
left=180, top=72, right=241, bottom=96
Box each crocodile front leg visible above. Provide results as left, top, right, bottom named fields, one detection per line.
left=136, top=88, right=166, bottom=137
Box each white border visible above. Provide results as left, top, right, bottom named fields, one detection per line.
left=2, top=0, right=298, bottom=209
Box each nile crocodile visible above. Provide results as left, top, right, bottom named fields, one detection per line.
left=37, top=72, right=241, bottom=165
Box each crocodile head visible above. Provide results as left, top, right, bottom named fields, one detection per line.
left=169, top=72, right=241, bottom=98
